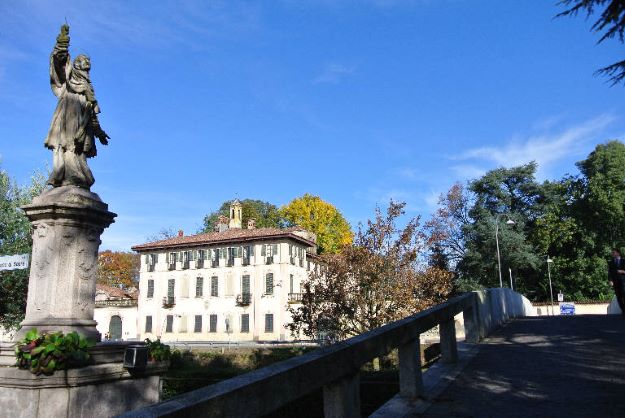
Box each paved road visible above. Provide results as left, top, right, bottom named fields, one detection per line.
left=421, top=315, right=625, bottom=418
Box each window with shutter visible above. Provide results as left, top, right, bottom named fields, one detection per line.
left=165, top=315, right=173, bottom=333
left=261, top=245, right=266, bottom=256
left=265, top=273, right=274, bottom=295
left=290, top=274, right=294, bottom=294
left=167, top=279, right=175, bottom=298
left=194, top=315, right=202, bottom=333
left=145, top=316, right=152, bottom=333
left=211, top=276, right=218, bottom=297
left=241, top=314, right=249, bottom=333
left=209, top=314, right=218, bottom=332
left=265, top=314, right=274, bottom=333
left=147, top=280, right=154, bottom=298
left=242, top=275, right=251, bottom=295
left=196, top=277, right=203, bottom=297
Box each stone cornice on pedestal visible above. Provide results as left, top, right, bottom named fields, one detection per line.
left=22, top=186, right=116, bottom=227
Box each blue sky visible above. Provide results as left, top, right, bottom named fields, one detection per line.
left=1, top=1, right=624, bottom=251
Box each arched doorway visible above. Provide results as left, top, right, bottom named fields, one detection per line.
left=109, top=315, right=122, bottom=341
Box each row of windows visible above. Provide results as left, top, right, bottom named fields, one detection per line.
left=146, top=273, right=287, bottom=299
left=144, top=314, right=274, bottom=334
left=145, top=244, right=308, bottom=266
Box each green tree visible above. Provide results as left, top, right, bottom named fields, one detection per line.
left=558, top=0, right=625, bottom=85
left=460, top=163, right=543, bottom=298
left=280, top=194, right=353, bottom=254
left=200, top=199, right=281, bottom=232
left=0, top=168, right=45, bottom=330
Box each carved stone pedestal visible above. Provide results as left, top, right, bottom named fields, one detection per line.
left=16, top=186, right=116, bottom=341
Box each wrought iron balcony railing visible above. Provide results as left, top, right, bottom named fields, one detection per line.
left=236, top=293, right=252, bottom=306
left=162, top=296, right=175, bottom=308
left=288, top=293, right=303, bottom=304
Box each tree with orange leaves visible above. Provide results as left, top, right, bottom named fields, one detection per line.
left=288, top=201, right=453, bottom=342
left=97, top=250, right=140, bottom=288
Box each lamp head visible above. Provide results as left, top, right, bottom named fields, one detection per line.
left=506, top=219, right=515, bottom=225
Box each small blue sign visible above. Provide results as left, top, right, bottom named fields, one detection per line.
left=560, top=303, right=575, bottom=315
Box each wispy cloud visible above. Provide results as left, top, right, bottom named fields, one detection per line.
left=451, top=114, right=617, bottom=179
left=313, top=63, right=355, bottom=84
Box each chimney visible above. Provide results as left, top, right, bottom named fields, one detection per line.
left=178, top=230, right=184, bottom=237
left=216, top=215, right=230, bottom=233
left=247, top=219, right=256, bottom=229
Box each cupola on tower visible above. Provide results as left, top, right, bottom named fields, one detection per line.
left=229, top=199, right=242, bottom=229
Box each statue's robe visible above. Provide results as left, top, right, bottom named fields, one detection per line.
left=45, top=47, right=98, bottom=188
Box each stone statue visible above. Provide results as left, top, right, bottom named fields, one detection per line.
left=45, top=24, right=109, bottom=189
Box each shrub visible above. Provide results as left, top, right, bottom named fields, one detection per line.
left=15, top=328, right=94, bottom=375
left=144, top=338, right=171, bottom=361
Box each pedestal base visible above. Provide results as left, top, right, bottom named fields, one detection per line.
left=0, top=344, right=166, bottom=418
left=17, top=318, right=101, bottom=342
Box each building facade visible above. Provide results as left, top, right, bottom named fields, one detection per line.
left=94, top=284, right=139, bottom=341
left=131, top=201, right=318, bottom=343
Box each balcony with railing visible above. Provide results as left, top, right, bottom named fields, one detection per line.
left=211, top=259, right=220, bottom=268
left=227, top=258, right=235, bottom=267
left=168, top=262, right=176, bottom=271
left=196, top=259, right=204, bottom=269
left=265, top=256, right=273, bottom=265
left=162, top=296, right=175, bottom=308
left=95, top=299, right=138, bottom=308
left=236, top=293, right=252, bottom=306
left=288, top=293, right=303, bottom=304
left=182, top=260, right=190, bottom=270
left=242, top=257, right=251, bottom=266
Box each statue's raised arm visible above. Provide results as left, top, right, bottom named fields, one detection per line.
left=44, top=24, right=109, bottom=190
left=50, top=24, right=71, bottom=97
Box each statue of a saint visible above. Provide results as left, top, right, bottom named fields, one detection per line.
left=45, top=24, right=109, bottom=189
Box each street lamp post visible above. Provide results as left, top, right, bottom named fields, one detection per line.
left=495, top=215, right=516, bottom=288
left=547, top=256, right=554, bottom=316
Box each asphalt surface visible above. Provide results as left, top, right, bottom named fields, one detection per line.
left=420, top=315, right=625, bottom=418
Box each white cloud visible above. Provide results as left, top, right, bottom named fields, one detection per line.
left=313, top=63, right=355, bottom=84
left=450, top=164, right=486, bottom=180
left=452, top=114, right=616, bottom=178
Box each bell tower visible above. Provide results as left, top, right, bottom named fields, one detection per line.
left=229, top=199, right=243, bottom=229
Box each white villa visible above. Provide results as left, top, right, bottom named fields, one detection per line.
left=131, top=200, right=319, bottom=343
left=94, top=284, right=139, bottom=341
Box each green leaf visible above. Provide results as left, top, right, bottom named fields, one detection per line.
left=24, top=328, right=39, bottom=341
left=31, top=346, right=45, bottom=356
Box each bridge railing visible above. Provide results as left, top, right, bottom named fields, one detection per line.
left=120, top=289, right=530, bottom=418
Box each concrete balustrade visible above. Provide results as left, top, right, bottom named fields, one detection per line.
left=119, top=288, right=532, bottom=418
